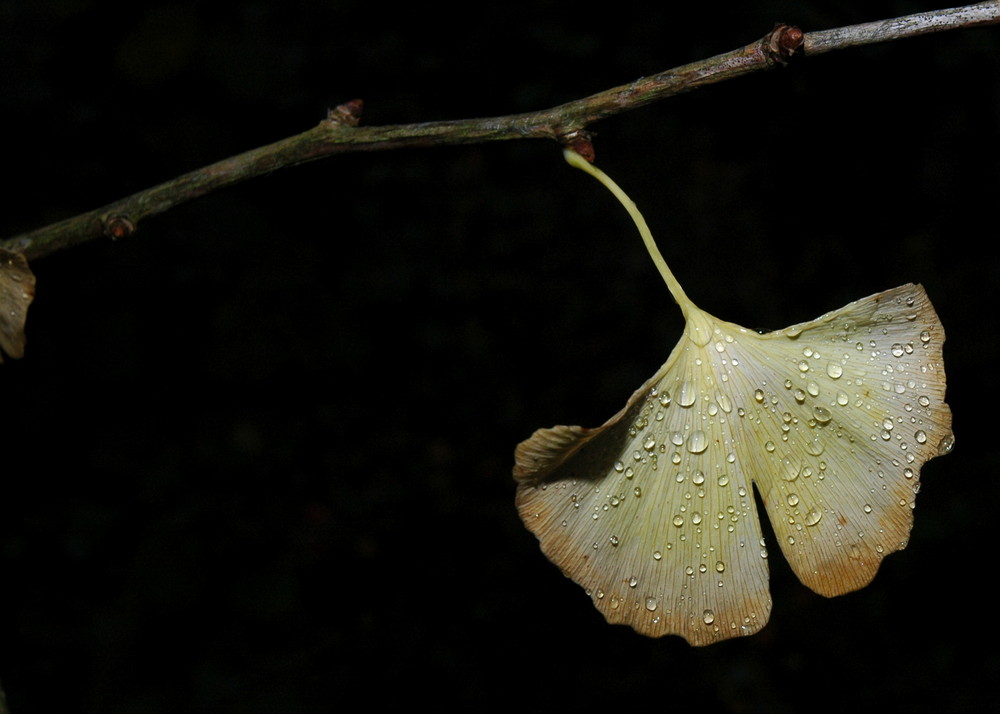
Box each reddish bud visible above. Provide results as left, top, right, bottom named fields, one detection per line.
left=104, top=215, right=136, bottom=240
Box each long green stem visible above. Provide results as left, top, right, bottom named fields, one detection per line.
left=563, top=149, right=695, bottom=317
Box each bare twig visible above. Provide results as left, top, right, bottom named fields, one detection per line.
left=805, top=1, right=1000, bottom=54
left=3, top=1, right=998, bottom=261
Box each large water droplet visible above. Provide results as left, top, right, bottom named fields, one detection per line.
left=703, top=609, right=715, bottom=625
left=645, top=596, right=658, bottom=612
left=678, top=381, right=697, bottom=407
left=827, top=362, right=843, bottom=379
left=687, top=430, right=708, bottom=454
left=804, top=508, right=823, bottom=526
left=805, top=436, right=825, bottom=456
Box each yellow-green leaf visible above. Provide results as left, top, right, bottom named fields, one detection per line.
left=513, top=152, right=953, bottom=645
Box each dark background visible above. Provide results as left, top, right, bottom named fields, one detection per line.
left=1, top=1, right=996, bottom=712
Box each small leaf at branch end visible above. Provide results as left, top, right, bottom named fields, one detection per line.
left=0, top=249, right=36, bottom=362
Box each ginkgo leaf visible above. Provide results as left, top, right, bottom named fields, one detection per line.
left=0, top=248, right=36, bottom=361
left=513, top=150, right=953, bottom=646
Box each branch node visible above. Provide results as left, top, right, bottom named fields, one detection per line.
left=561, top=131, right=595, bottom=163
left=325, top=99, right=364, bottom=127
left=104, top=214, right=136, bottom=241
left=767, top=24, right=804, bottom=64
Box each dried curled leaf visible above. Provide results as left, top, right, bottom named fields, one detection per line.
left=0, top=249, right=35, bottom=361
left=513, top=152, right=953, bottom=645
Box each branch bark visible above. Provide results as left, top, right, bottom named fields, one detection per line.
left=3, top=1, right=998, bottom=261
